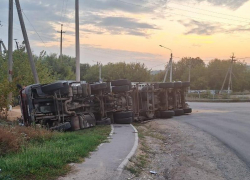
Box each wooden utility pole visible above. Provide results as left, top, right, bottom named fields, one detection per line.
left=75, top=0, right=80, bottom=81
left=58, top=24, right=65, bottom=61
left=16, top=0, right=39, bottom=83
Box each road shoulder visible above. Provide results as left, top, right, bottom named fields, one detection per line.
left=121, top=119, right=250, bottom=180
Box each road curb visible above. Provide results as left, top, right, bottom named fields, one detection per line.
left=115, top=124, right=139, bottom=179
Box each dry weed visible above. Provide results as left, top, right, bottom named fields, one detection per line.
left=0, top=125, right=53, bottom=156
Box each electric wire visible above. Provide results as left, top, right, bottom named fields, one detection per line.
left=168, top=1, right=250, bottom=21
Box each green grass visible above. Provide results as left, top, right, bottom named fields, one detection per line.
left=0, top=125, right=110, bottom=180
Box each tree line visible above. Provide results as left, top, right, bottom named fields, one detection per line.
left=1, top=48, right=250, bottom=93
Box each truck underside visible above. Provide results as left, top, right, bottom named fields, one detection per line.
left=19, top=79, right=191, bottom=131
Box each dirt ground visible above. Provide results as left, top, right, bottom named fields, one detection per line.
left=120, top=119, right=250, bottom=180
left=7, top=106, right=22, bottom=121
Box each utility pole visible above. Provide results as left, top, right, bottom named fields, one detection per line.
left=0, top=40, right=7, bottom=55
left=0, top=42, right=2, bottom=56
left=99, top=62, right=102, bottom=82
left=188, top=63, right=191, bottom=92
left=8, top=0, right=13, bottom=105
left=159, top=45, right=172, bottom=82
left=75, top=0, right=80, bottom=81
left=14, top=39, right=19, bottom=50
left=1, top=40, right=7, bottom=52
left=57, top=24, right=65, bottom=61
left=163, top=60, right=170, bottom=83
left=8, top=0, right=13, bottom=83
left=228, top=54, right=236, bottom=94
left=16, top=0, right=39, bottom=83
left=219, top=54, right=236, bottom=94
left=170, top=53, right=173, bottom=82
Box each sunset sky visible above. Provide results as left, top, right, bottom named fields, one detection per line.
left=0, top=0, right=250, bottom=70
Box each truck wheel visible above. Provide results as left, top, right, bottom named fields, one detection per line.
left=173, top=82, right=182, bottom=88
left=91, top=83, right=107, bottom=91
left=183, top=108, right=192, bottom=114
left=96, top=118, right=111, bottom=125
left=41, top=82, right=64, bottom=93
left=114, top=117, right=133, bottom=124
left=158, top=82, right=174, bottom=88
left=182, top=82, right=190, bottom=87
left=155, top=111, right=161, bottom=118
left=161, top=110, right=175, bottom=118
left=114, top=111, right=133, bottom=119
left=111, top=79, right=131, bottom=86
left=112, top=85, right=129, bottom=93
left=50, top=122, right=71, bottom=131
left=174, top=109, right=184, bottom=116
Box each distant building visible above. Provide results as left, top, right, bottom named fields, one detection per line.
left=150, top=70, right=162, bottom=75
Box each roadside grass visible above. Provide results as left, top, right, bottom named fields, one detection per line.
left=0, top=125, right=110, bottom=180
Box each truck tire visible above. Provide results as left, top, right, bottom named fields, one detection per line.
left=182, top=82, right=190, bottom=88
left=112, top=85, right=130, bottom=93
left=114, top=117, right=133, bottom=124
left=111, top=79, right=131, bottom=86
left=42, top=82, right=64, bottom=93
left=50, top=122, right=71, bottom=131
left=96, top=118, right=111, bottom=125
left=91, top=83, right=107, bottom=91
left=158, top=82, right=174, bottom=88
left=174, top=82, right=182, bottom=88
left=183, top=108, right=192, bottom=114
left=155, top=111, right=161, bottom=118
left=161, top=110, right=175, bottom=118
left=114, top=111, right=133, bottom=119
left=174, top=109, right=184, bottom=116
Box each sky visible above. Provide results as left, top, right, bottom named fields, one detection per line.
left=0, top=0, right=250, bottom=70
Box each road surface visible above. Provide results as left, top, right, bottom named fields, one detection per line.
left=178, top=102, right=250, bottom=167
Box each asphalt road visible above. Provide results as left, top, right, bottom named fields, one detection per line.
left=176, top=102, right=250, bottom=168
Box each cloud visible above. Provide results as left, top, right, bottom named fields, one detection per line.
left=178, top=19, right=250, bottom=35
left=79, top=15, right=158, bottom=36
left=179, top=20, right=221, bottom=35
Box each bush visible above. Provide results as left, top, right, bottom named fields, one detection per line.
left=0, top=125, right=53, bottom=156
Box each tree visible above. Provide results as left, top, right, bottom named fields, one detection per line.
left=40, top=54, right=75, bottom=80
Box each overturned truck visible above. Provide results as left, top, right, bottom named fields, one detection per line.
left=19, top=79, right=191, bottom=130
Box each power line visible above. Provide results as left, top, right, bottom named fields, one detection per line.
left=22, top=10, right=51, bottom=53
left=113, top=0, right=250, bottom=27
left=168, top=1, right=250, bottom=21
left=13, top=3, right=51, bottom=53
left=59, top=0, right=65, bottom=23
left=167, top=5, right=250, bottom=24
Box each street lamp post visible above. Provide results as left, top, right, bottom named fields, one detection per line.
left=159, top=45, right=173, bottom=82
